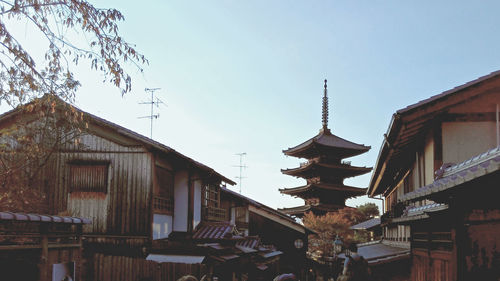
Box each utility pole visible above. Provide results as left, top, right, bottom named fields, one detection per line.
left=138, top=88, right=163, bottom=139
left=233, top=153, right=247, bottom=193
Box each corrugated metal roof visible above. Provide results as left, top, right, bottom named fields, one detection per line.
left=0, top=211, right=91, bottom=224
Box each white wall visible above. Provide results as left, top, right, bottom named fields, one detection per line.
left=153, top=214, right=173, bottom=239
left=193, top=179, right=202, bottom=229
left=173, top=170, right=188, bottom=232
left=442, top=121, right=496, bottom=164
left=424, top=132, right=434, bottom=185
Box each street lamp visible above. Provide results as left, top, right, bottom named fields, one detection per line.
left=333, top=235, right=343, bottom=255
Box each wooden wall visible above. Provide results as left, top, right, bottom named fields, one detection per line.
left=462, top=211, right=500, bottom=280
left=43, top=133, right=153, bottom=236
left=411, top=249, right=453, bottom=281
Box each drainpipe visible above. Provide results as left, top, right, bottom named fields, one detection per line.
left=371, top=195, right=384, bottom=214
left=497, top=103, right=499, bottom=147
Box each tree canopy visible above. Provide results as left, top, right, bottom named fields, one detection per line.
left=303, top=208, right=365, bottom=257
left=357, top=202, right=380, bottom=219
left=0, top=0, right=147, bottom=107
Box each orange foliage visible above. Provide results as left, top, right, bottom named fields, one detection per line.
left=303, top=207, right=365, bottom=256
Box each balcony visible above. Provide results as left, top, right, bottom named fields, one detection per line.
left=153, top=196, right=173, bottom=214
left=235, top=221, right=249, bottom=229
left=204, top=206, right=227, bottom=222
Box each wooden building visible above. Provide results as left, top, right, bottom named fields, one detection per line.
left=279, top=80, right=372, bottom=217
left=0, top=96, right=237, bottom=280
left=367, top=70, right=500, bottom=281
left=220, top=187, right=313, bottom=279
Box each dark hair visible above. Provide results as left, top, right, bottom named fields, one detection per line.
left=348, top=243, right=358, bottom=252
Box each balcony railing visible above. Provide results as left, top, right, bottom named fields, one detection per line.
left=204, top=206, right=227, bottom=221
left=154, top=196, right=173, bottom=214
left=235, top=221, right=249, bottom=229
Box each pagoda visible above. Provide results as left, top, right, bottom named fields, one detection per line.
left=279, top=80, right=372, bottom=218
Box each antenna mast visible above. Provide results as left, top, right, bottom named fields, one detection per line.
left=233, top=153, right=247, bottom=193
left=138, top=88, right=163, bottom=139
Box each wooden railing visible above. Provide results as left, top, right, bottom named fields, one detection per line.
left=204, top=206, right=227, bottom=221
left=154, top=196, right=173, bottom=214
left=235, top=221, right=249, bottom=229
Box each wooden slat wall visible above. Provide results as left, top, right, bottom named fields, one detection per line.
left=44, top=133, right=153, bottom=236
left=411, top=249, right=452, bottom=281
left=92, top=253, right=206, bottom=281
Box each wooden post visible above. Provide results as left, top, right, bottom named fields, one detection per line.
left=40, top=224, right=49, bottom=281
left=77, top=224, right=83, bottom=281
left=187, top=170, right=194, bottom=233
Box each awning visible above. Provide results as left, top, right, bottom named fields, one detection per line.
left=258, top=251, right=283, bottom=259
left=146, top=254, right=205, bottom=264
left=235, top=245, right=257, bottom=253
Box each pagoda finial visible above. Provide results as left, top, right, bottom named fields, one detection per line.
left=322, top=79, right=329, bottom=130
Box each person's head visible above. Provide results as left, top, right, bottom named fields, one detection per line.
left=177, top=275, right=198, bottom=281
left=273, top=273, right=297, bottom=281
left=348, top=243, right=358, bottom=253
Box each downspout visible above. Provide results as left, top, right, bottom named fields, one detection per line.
left=497, top=103, right=499, bottom=147
left=371, top=195, right=385, bottom=214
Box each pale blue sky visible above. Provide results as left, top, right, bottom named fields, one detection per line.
left=4, top=1, right=500, bottom=211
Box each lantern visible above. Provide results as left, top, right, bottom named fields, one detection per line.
left=333, top=235, right=343, bottom=255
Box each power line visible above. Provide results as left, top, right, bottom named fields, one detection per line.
left=138, top=88, right=164, bottom=139
left=233, top=152, right=247, bottom=193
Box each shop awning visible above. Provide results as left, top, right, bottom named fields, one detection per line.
left=146, top=254, right=205, bottom=264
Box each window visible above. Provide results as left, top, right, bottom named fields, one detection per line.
left=403, top=169, right=414, bottom=194
left=202, top=183, right=226, bottom=221
left=154, top=166, right=174, bottom=214
left=69, top=162, right=109, bottom=193
left=203, top=183, right=220, bottom=208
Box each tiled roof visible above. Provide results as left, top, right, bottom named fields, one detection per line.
left=279, top=183, right=366, bottom=196
left=236, top=236, right=260, bottom=249
left=220, top=187, right=313, bottom=234
left=397, top=70, right=500, bottom=114
left=192, top=221, right=239, bottom=240
left=281, top=161, right=372, bottom=179
left=0, top=211, right=91, bottom=224
left=0, top=95, right=235, bottom=186
left=401, top=147, right=500, bottom=202
left=283, top=129, right=370, bottom=158
left=350, top=217, right=381, bottom=230
left=338, top=240, right=409, bottom=265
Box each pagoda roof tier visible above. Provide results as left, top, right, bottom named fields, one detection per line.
left=278, top=203, right=345, bottom=217
left=283, top=129, right=370, bottom=159
left=281, top=161, right=372, bottom=179
left=279, top=183, right=366, bottom=197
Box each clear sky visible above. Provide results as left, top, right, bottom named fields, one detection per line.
left=4, top=1, right=500, bottom=212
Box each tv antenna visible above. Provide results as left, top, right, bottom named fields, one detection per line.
left=138, top=88, right=164, bottom=139
left=233, top=153, right=247, bottom=193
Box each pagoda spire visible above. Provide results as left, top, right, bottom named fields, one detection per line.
left=322, top=79, right=329, bottom=131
